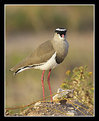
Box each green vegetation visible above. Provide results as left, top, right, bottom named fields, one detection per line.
left=5, top=66, right=94, bottom=116
left=6, top=6, right=93, bottom=34
left=60, top=66, right=94, bottom=108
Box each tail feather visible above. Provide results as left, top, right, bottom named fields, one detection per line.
left=10, top=63, right=44, bottom=75
left=14, top=68, right=28, bottom=75
left=12, top=65, right=34, bottom=75
left=10, top=65, right=38, bottom=75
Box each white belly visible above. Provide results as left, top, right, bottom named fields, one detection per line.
left=34, top=52, right=58, bottom=70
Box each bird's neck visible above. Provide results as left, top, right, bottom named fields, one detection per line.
left=52, top=38, right=68, bottom=54
left=51, top=38, right=69, bottom=64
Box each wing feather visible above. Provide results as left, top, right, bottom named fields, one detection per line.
left=10, top=40, right=55, bottom=72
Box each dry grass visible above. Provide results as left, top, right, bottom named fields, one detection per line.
left=5, top=88, right=94, bottom=117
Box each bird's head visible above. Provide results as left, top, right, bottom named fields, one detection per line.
left=54, top=28, right=67, bottom=41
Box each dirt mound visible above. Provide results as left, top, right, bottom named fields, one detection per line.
left=5, top=100, right=93, bottom=117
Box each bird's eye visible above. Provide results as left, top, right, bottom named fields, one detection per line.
left=60, top=34, right=64, bottom=37
left=60, top=34, right=62, bottom=37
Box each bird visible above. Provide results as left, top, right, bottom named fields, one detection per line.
left=10, top=28, right=69, bottom=102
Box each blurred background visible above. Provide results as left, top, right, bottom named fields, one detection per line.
left=5, top=5, right=94, bottom=107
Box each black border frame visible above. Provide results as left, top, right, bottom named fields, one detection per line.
left=0, top=0, right=97, bottom=120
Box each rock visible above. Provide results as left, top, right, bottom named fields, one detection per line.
left=66, top=111, right=74, bottom=116
left=34, top=101, right=42, bottom=109
left=53, top=88, right=74, bottom=101
left=5, top=110, right=10, bottom=116
left=70, top=110, right=77, bottom=115
left=53, top=94, right=61, bottom=101
left=68, top=107, right=74, bottom=110
left=59, top=99, right=67, bottom=105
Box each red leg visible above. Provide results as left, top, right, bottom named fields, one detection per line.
left=41, top=70, right=45, bottom=101
left=47, top=69, right=53, bottom=102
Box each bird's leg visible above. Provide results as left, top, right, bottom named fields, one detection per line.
left=47, top=69, right=53, bottom=102
left=41, top=70, right=45, bottom=101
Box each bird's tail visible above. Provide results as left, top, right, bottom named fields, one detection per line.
left=10, top=65, right=34, bottom=76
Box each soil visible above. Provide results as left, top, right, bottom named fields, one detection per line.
left=5, top=99, right=93, bottom=117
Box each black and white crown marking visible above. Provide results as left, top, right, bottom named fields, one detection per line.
left=55, top=28, right=67, bottom=32
left=55, top=28, right=67, bottom=35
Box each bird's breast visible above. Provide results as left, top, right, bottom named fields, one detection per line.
left=55, top=40, right=69, bottom=64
